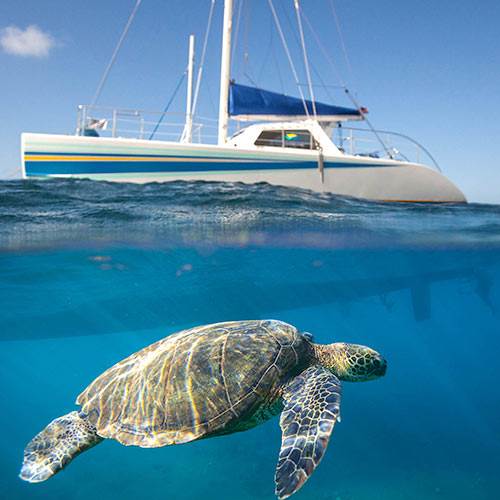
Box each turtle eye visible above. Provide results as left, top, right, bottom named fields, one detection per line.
left=301, top=331, right=314, bottom=342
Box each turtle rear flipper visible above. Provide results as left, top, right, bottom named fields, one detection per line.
left=20, top=411, right=102, bottom=483
left=275, top=366, right=341, bottom=499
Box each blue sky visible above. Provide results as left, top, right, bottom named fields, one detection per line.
left=0, top=0, right=499, bottom=203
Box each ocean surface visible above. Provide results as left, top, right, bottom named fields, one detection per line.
left=1, top=179, right=499, bottom=500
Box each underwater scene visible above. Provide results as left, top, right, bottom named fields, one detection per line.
left=1, top=179, right=499, bottom=500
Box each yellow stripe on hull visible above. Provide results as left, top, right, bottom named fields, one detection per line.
left=24, top=155, right=279, bottom=163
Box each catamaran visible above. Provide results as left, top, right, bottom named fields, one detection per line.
left=20, top=0, right=466, bottom=203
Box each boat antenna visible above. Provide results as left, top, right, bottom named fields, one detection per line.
left=90, top=0, right=142, bottom=107
left=267, top=0, right=309, bottom=117
left=293, top=0, right=316, bottom=117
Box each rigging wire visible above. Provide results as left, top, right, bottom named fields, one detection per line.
left=243, top=0, right=250, bottom=70
left=281, top=5, right=336, bottom=106
left=301, top=10, right=345, bottom=88
left=91, top=0, right=142, bottom=107
left=267, top=0, right=309, bottom=117
left=242, top=0, right=258, bottom=85
left=293, top=0, right=316, bottom=116
left=257, top=18, right=274, bottom=82
left=329, top=0, right=355, bottom=87
left=243, top=71, right=259, bottom=87
left=231, top=0, right=244, bottom=78
left=281, top=6, right=338, bottom=106
left=342, top=88, right=394, bottom=158
left=191, top=0, right=216, bottom=119
left=149, top=72, right=186, bottom=140
left=270, top=23, right=285, bottom=93
left=308, top=67, right=337, bottom=105
left=301, top=6, right=393, bottom=157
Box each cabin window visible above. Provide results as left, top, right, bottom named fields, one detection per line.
left=283, top=130, right=314, bottom=149
left=255, top=130, right=317, bottom=149
left=255, top=130, right=283, bottom=147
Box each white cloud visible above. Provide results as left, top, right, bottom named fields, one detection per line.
left=0, top=25, right=56, bottom=58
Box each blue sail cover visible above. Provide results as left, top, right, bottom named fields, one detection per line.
left=229, top=82, right=362, bottom=120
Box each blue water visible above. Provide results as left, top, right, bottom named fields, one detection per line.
left=1, top=179, right=499, bottom=500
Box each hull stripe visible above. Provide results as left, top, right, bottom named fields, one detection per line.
left=24, top=154, right=393, bottom=176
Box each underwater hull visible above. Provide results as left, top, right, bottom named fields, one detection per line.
left=21, top=133, right=466, bottom=203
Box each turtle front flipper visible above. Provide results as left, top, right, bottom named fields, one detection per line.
left=20, top=411, right=103, bottom=483
left=275, top=366, right=341, bottom=499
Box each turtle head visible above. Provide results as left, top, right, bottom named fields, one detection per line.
left=314, top=342, right=387, bottom=382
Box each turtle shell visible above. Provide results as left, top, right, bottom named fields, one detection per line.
left=76, top=320, right=309, bottom=448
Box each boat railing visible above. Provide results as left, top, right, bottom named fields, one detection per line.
left=334, top=126, right=441, bottom=172
left=76, top=105, right=218, bottom=143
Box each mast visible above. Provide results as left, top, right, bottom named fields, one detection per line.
left=218, top=0, right=233, bottom=145
left=182, top=34, right=195, bottom=143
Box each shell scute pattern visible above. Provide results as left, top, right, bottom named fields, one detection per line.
left=77, top=320, right=305, bottom=448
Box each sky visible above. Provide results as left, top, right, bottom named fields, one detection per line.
left=0, top=0, right=499, bottom=203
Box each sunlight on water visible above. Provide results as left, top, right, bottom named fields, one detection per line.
left=1, top=179, right=499, bottom=499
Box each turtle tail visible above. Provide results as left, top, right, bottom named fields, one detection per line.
left=20, top=411, right=103, bottom=483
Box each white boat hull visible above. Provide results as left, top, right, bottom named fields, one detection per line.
left=21, top=133, right=466, bottom=203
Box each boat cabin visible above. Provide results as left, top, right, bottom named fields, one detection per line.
left=228, top=120, right=343, bottom=156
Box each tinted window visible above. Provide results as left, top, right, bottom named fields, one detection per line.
left=283, top=130, right=313, bottom=149
left=255, top=130, right=316, bottom=149
left=255, top=130, right=283, bottom=147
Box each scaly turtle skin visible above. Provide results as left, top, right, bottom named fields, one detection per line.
left=20, top=319, right=386, bottom=499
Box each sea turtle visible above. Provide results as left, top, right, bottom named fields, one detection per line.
left=20, top=319, right=386, bottom=498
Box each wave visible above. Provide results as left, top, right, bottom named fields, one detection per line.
left=1, top=178, right=499, bottom=250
